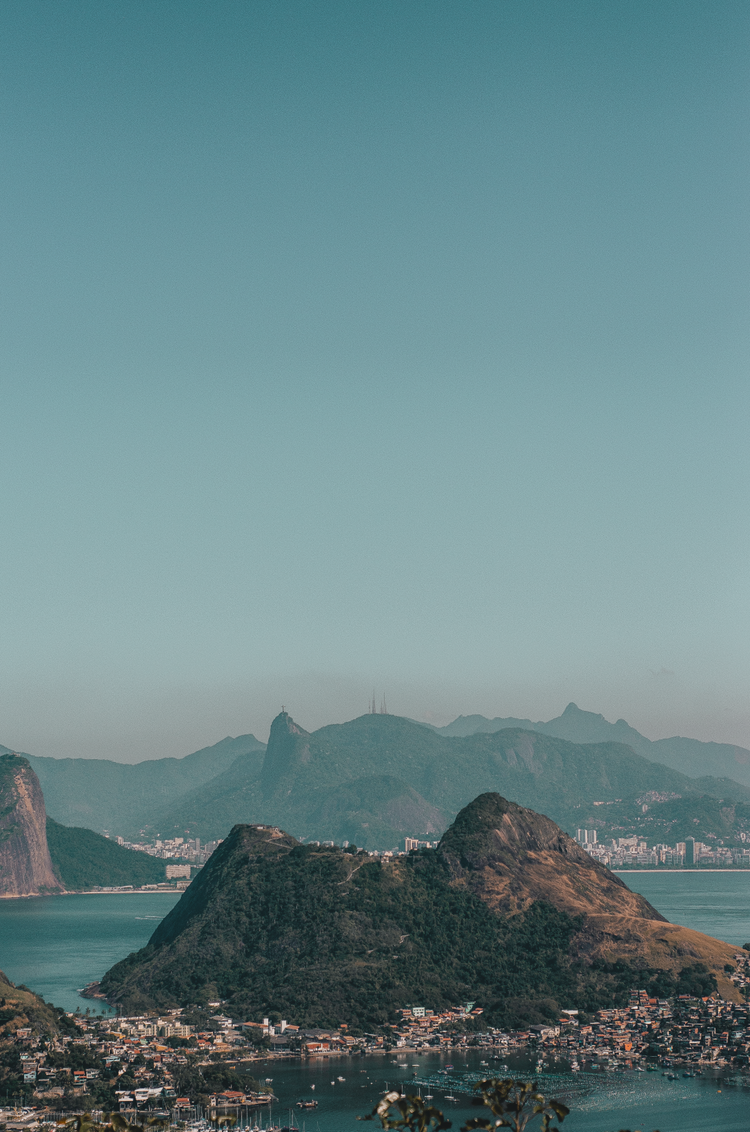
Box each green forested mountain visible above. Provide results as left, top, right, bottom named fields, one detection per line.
left=26, top=734, right=265, bottom=836
left=99, top=794, right=732, bottom=1028
left=46, top=818, right=168, bottom=889
left=150, top=710, right=750, bottom=848
left=432, top=702, right=750, bottom=789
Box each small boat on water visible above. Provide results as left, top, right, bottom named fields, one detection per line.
left=296, top=1101, right=318, bottom=1109
left=338, top=1076, right=345, bottom=1081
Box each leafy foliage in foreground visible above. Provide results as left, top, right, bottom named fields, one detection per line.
left=363, top=1079, right=658, bottom=1132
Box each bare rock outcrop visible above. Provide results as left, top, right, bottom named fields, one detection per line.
left=0, top=754, right=62, bottom=896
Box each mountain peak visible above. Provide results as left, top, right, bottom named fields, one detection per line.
left=100, top=791, right=739, bottom=1024
left=260, top=711, right=311, bottom=796
left=440, top=791, right=580, bottom=869
left=439, top=790, right=666, bottom=923
left=561, top=702, right=604, bottom=721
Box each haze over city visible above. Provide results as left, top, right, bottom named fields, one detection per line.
left=0, top=1, right=748, bottom=761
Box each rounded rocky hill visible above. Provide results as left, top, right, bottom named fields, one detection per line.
left=98, top=792, right=742, bottom=1025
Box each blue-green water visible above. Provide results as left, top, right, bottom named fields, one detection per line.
left=1, top=874, right=750, bottom=1128
left=615, top=869, right=750, bottom=946
left=0, top=891, right=180, bottom=1013
left=258, top=1049, right=750, bottom=1132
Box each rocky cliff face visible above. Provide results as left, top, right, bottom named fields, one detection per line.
left=259, top=710, right=312, bottom=796
left=0, top=755, right=62, bottom=896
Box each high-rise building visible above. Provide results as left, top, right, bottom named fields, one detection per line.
left=685, top=836, right=695, bottom=866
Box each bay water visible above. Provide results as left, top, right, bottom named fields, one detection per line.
left=0, top=891, right=180, bottom=1014
left=615, top=869, right=750, bottom=946
left=1, top=873, right=750, bottom=1129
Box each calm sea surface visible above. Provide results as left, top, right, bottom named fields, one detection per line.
left=1, top=873, right=750, bottom=1129
left=258, top=1049, right=750, bottom=1132
left=615, top=869, right=750, bottom=946
left=0, top=891, right=180, bottom=1014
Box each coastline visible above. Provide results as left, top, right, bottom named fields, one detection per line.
left=60, top=886, right=187, bottom=895
left=0, top=886, right=186, bottom=900
left=613, top=868, right=750, bottom=874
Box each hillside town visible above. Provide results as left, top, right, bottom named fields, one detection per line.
left=4, top=950, right=750, bottom=1128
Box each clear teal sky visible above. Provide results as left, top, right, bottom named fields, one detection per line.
left=1, top=1, right=748, bottom=760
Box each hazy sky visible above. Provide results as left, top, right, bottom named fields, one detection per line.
left=1, top=1, right=749, bottom=761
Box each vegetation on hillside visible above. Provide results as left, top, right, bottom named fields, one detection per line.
left=99, top=819, right=715, bottom=1028
left=0, top=969, right=77, bottom=1100
left=46, top=818, right=166, bottom=889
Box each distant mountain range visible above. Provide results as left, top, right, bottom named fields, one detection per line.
left=98, top=793, right=738, bottom=1026
left=4, top=704, right=750, bottom=848
left=18, top=734, right=265, bottom=836
left=139, top=710, right=750, bottom=849
left=429, top=702, right=750, bottom=788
